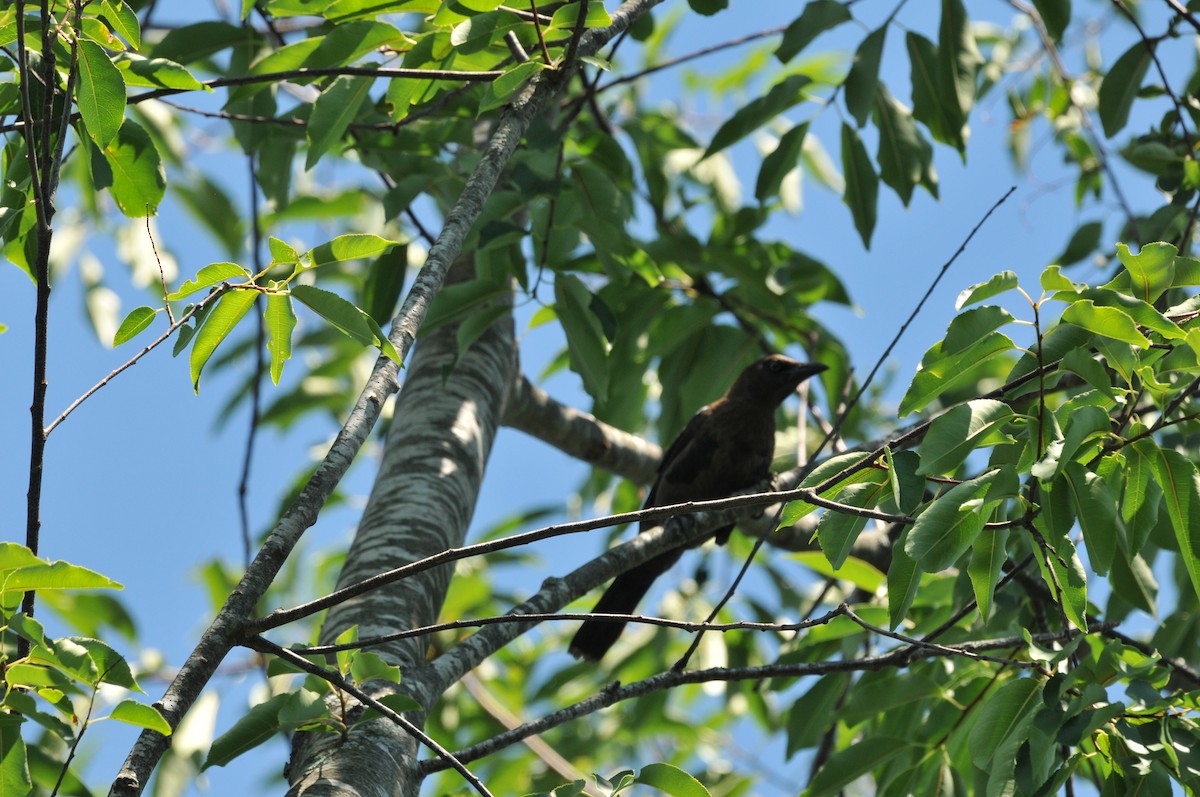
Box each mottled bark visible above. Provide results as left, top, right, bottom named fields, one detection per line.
left=288, top=261, right=515, bottom=796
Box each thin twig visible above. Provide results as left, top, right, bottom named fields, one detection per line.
left=239, top=153, right=266, bottom=569
left=419, top=622, right=1098, bottom=774
left=45, top=285, right=233, bottom=437
left=249, top=484, right=914, bottom=633
left=288, top=608, right=842, bottom=655
left=597, top=25, right=789, bottom=92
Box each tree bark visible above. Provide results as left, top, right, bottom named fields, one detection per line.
left=287, top=259, right=515, bottom=796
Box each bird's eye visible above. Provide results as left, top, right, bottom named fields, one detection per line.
left=768, top=359, right=783, bottom=372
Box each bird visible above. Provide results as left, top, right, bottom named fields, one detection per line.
left=569, top=354, right=827, bottom=662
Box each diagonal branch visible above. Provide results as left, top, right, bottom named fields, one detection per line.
left=108, top=2, right=665, bottom=793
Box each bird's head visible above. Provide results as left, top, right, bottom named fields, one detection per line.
left=726, top=354, right=827, bottom=406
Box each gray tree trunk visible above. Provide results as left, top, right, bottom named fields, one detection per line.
left=287, top=259, right=515, bottom=796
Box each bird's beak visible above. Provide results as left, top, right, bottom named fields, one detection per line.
left=794, top=362, right=828, bottom=379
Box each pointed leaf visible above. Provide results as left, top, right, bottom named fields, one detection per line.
left=844, top=28, right=886, bottom=127
left=968, top=527, right=1008, bottom=619
left=840, top=122, right=878, bottom=248
left=77, top=40, right=127, bottom=148
left=776, top=1, right=852, bottom=63
left=1060, top=301, right=1151, bottom=348
left=917, top=399, right=1014, bottom=476
left=636, top=763, right=711, bottom=797
left=306, top=234, right=399, bottom=270
left=306, top=74, right=375, bottom=170
left=1147, top=447, right=1200, bottom=601
left=873, top=85, right=937, bottom=205
left=190, top=288, right=258, bottom=392
left=113, top=305, right=158, bottom=346
left=704, top=74, right=812, bottom=158
left=956, top=270, right=1019, bottom=309
left=169, top=262, right=249, bottom=300
left=1099, top=42, right=1152, bottom=137
left=755, top=122, right=808, bottom=203
left=99, top=119, right=166, bottom=217
left=905, top=468, right=1017, bottom=571
left=1063, top=463, right=1121, bottom=575
left=265, top=293, right=296, bottom=385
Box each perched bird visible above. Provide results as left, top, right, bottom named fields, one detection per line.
left=569, top=354, right=827, bottom=662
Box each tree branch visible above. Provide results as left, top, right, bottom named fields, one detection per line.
left=502, top=372, right=661, bottom=483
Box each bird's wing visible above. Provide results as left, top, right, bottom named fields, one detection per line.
left=643, top=403, right=718, bottom=510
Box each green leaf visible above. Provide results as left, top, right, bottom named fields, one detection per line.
left=265, top=293, right=296, bottom=385
left=100, top=0, right=142, bottom=48
left=907, top=32, right=952, bottom=148
left=755, top=122, right=808, bottom=203
left=547, top=1, right=613, bottom=30
left=449, top=10, right=525, bottom=54
left=98, top=119, right=166, bottom=217
left=956, top=270, right=1018, bottom=309
left=792, top=552, right=885, bottom=594
left=478, top=61, right=543, bottom=113
left=844, top=28, right=886, bottom=128
left=1146, top=446, right=1200, bottom=601
left=840, top=122, right=878, bottom=248
left=3, top=561, right=122, bottom=593
left=291, top=285, right=401, bottom=364
left=1033, top=0, right=1070, bottom=41
left=1062, top=463, right=1121, bottom=575
left=361, top=245, right=408, bottom=325
left=898, top=331, right=1014, bottom=416
left=917, top=399, right=1014, bottom=476
left=169, top=262, right=249, bottom=300
left=942, top=305, right=1016, bottom=356
left=686, top=0, right=727, bottom=15
left=776, top=1, right=852, bottom=63
left=1033, top=513, right=1089, bottom=629
left=968, top=527, right=1008, bottom=619
left=1112, top=241, right=1176, bottom=303
left=636, top=762, right=711, bottom=797
left=802, top=737, right=916, bottom=797
left=111, top=52, right=205, bottom=90
left=937, top=0, right=980, bottom=142
left=151, top=21, right=250, bottom=64
left=306, top=74, right=375, bottom=171
left=967, top=677, right=1043, bottom=770
left=905, top=468, right=1017, bottom=571
left=1054, top=220, right=1102, bottom=266
left=1098, top=42, right=1152, bottom=137
left=204, top=693, right=290, bottom=768
left=0, top=714, right=32, bottom=797
left=787, top=674, right=850, bottom=755
left=555, top=274, right=610, bottom=401
left=873, top=84, right=937, bottom=206
left=0, top=542, right=47, bottom=572
left=113, top=305, right=157, bottom=346
left=1060, top=301, right=1150, bottom=348
left=190, top=288, right=258, bottom=392
left=1032, top=404, right=1110, bottom=480
left=77, top=40, right=127, bottom=148
left=704, top=74, right=812, bottom=158
left=782, top=451, right=887, bottom=522
left=306, top=234, right=398, bottom=270
left=887, top=528, right=922, bottom=628
left=269, top=237, right=300, bottom=266
left=817, top=479, right=889, bottom=569
left=110, top=700, right=171, bottom=733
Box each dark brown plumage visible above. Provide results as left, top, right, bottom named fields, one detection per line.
left=569, top=354, right=827, bottom=662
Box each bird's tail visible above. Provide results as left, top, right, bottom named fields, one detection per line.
left=568, top=550, right=680, bottom=662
